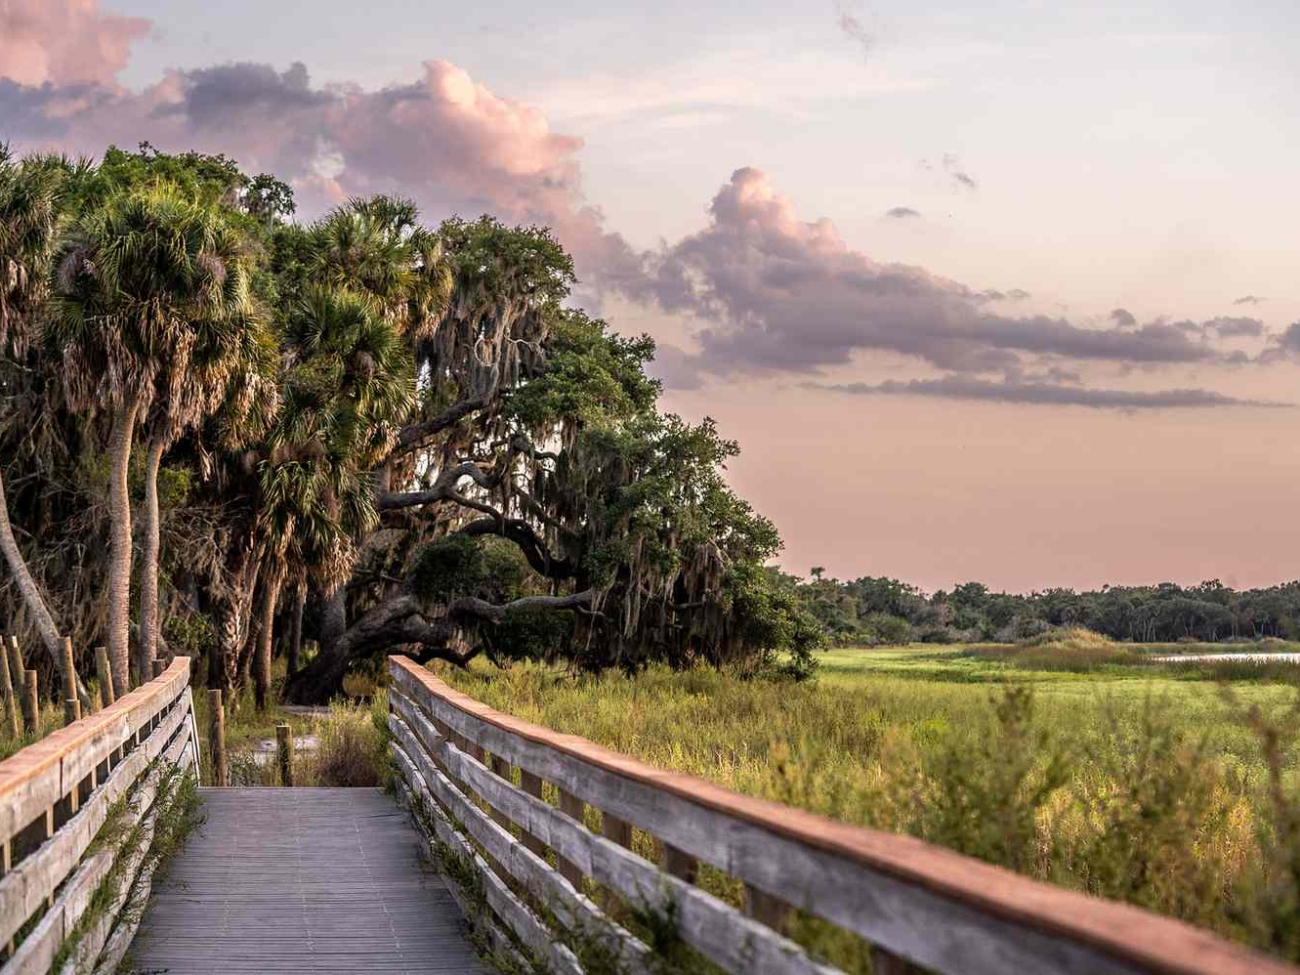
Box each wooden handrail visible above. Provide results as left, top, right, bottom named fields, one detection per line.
left=0, top=656, right=197, bottom=975
left=0, top=657, right=191, bottom=844
left=389, top=656, right=1296, bottom=975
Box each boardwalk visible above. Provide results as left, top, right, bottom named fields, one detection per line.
left=128, top=788, right=484, bottom=975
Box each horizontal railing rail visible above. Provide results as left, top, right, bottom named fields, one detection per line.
left=388, top=655, right=1295, bottom=975
left=0, top=657, right=198, bottom=975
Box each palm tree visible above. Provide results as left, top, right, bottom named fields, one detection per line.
left=50, top=182, right=265, bottom=693
left=256, top=285, right=414, bottom=708
left=0, top=148, right=79, bottom=684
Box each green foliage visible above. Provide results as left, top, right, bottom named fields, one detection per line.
left=507, top=309, right=659, bottom=430
left=411, top=535, right=527, bottom=605
left=491, top=606, right=575, bottom=662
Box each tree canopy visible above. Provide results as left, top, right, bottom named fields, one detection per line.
left=0, top=142, right=820, bottom=704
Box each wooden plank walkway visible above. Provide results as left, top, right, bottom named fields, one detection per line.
left=126, top=788, right=486, bottom=974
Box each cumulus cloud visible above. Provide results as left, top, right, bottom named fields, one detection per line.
left=0, top=0, right=148, bottom=87
left=810, top=376, right=1289, bottom=410
left=885, top=206, right=920, bottom=218
left=643, top=168, right=1234, bottom=381
left=3, top=23, right=1286, bottom=412
left=3, top=57, right=643, bottom=296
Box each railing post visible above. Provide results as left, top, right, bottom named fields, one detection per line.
left=95, top=645, right=115, bottom=707
left=8, top=635, right=25, bottom=690
left=662, top=844, right=699, bottom=883
left=557, top=788, right=585, bottom=887
left=276, top=724, right=294, bottom=787
left=21, top=670, right=39, bottom=735
left=872, top=946, right=913, bottom=975
left=518, top=769, right=547, bottom=857
left=0, top=634, right=18, bottom=737
left=60, top=637, right=81, bottom=725
left=208, top=689, right=227, bottom=787
left=743, top=884, right=792, bottom=935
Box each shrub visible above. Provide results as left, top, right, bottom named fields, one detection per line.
left=313, top=691, right=390, bottom=787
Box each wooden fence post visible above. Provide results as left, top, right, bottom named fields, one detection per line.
left=8, top=635, right=25, bottom=689
left=0, top=635, right=18, bottom=737
left=208, top=689, right=227, bottom=787
left=95, top=646, right=115, bottom=707
left=557, top=788, right=586, bottom=887
left=60, top=637, right=81, bottom=726
left=662, top=844, right=699, bottom=884
left=518, top=769, right=547, bottom=857
left=276, top=724, right=294, bottom=786
left=22, top=670, right=39, bottom=735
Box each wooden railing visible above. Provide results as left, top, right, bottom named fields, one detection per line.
left=0, top=657, right=198, bottom=975
left=389, top=656, right=1295, bottom=975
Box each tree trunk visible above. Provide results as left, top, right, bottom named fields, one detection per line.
left=0, top=468, right=64, bottom=669
left=106, top=393, right=141, bottom=697
left=254, top=573, right=280, bottom=711
left=288, top=584, right=305, bottom=677
left=137, top=435, right=166, bottom=681
left=210, top=542, right=258, bottom=693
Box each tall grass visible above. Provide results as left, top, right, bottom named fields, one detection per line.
left=435, top=659, right=1300, bottom=962
left=191, top=685, right=390, bottom=787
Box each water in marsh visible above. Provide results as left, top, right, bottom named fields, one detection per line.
left=1153, top=652, right=1300, bottom=663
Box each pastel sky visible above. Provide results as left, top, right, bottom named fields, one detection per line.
left=3, top=0, right=1298, bottom=592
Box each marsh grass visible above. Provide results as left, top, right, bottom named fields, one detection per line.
left=0, top=697, right=64, bottom=761
left=192, top=683, right=390, bottom=787
left=436, top=655, right=1300, bottom=962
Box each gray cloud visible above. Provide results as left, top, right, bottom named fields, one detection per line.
left=942, top=153, right=977, bottom=191
left=835, top=2, right=875, bottom=57
left=1110, top=308, right=1137, bottom=328
left=1260, top=322, right=1300, bottom=364
left=1233, top=295, right=1266, bottom=306
left=644, top=168, right=1237, bottom=382
left=809, top=376, right=1290, bottom=410
left=1203, top=316, right=1266, bottom=339
left=156, top=62, right=329, bottom=128
left=885, top=206, right=920, bottom=218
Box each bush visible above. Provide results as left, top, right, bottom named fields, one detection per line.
left=862, top=612, right=912, bottom=646
left=313, top=691, right=390, bottom=787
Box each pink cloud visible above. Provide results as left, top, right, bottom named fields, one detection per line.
left=0, top=0, right=149, bottom=86
left=3, top=56, right=642, bottom=291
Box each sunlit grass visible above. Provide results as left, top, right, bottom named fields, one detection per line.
left=432, top=646, right=1300, bottom=962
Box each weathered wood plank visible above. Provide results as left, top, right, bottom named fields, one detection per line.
left=390, top=710, right=643, bottom=972
left=0, top=695, right=191, bottom=946
left=2, top=719, right=193, bottom=975
left=0, top=658, right=190, bottom=847
left=393, top=688, right=842, bottom=975
left=130, top=787, right=485, bottom=975
left=391, top=752, right=580, bottom=974
left=391, top=657, right=1295, bottom=975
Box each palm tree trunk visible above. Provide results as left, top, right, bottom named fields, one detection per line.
left=137, top=435, right=166, bottom=681
left=106, top=393, right=141, bottom=697
left=288, top=583, right=305, bottom=677
left=0, top=468, right=65, bottom=663
left=254, top=573, right=280, bottom=711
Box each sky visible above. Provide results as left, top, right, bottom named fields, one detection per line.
left=3, top=0, right=1298, bottom=593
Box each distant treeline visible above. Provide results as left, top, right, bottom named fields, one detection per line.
left=780, top=571, right=1300, bottom=645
